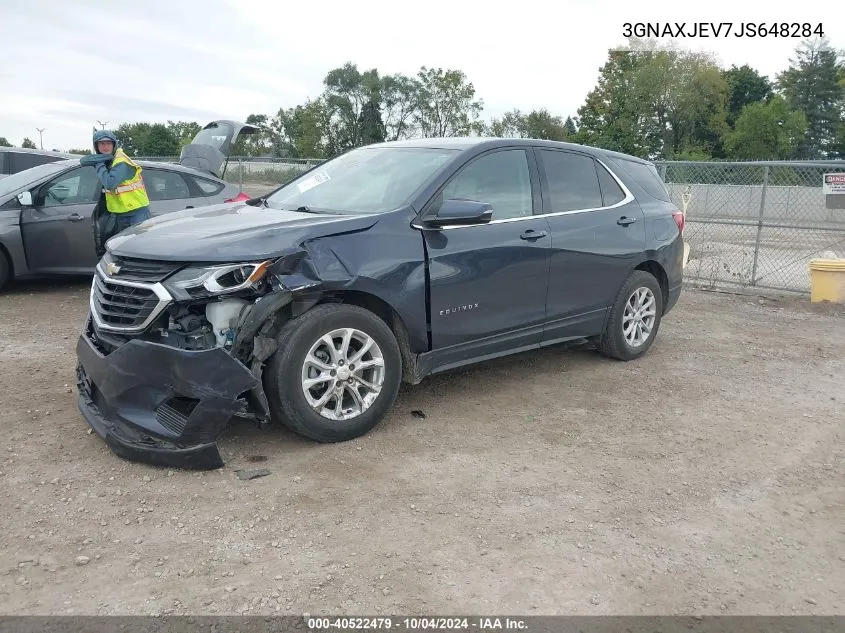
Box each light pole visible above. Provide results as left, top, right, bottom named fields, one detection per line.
left=36, top=128, right=45, bottom=149
left=96, top=120, right=108, bottom=130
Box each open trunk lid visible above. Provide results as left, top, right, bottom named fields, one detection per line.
left=178, top=120, right=258, bottom=178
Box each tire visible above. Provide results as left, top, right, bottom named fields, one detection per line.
left=0, top=251, right=10, bottom=292
left=263, top=303, right=403, bottom=443
left=598, top=270, right=664, bottom=361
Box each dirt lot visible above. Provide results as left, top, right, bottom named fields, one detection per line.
left=0, top=280, right=843, bottom=616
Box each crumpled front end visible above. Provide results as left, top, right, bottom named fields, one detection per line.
left=75, top=254, right=294, bottom=470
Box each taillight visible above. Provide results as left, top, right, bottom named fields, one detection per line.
left=225, top=192, right=251, bottom=203
left=672, top=210, right=685, bottom=234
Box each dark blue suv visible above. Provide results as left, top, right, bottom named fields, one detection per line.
left=75, top=137, right=686, bottom=469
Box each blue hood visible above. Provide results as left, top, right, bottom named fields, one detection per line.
left=105, top=202, right=383, bottom=262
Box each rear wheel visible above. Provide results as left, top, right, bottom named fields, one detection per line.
left=598, top=270, right=663, bottom=361
left=264, top=303, right=403, bottom=442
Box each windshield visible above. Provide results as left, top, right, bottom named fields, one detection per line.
left=266, top=146, right=458, bottom=214
left=0, top=161, right=70, bottom=197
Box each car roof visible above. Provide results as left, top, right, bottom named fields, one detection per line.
left=361, top=137, right=654, bottom=165
left=0, top=147, right=83, bottom=158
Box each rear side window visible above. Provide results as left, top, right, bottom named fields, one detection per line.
left=537, top=149, right=603, bottom=212
left=143, top=168, right=191, bottom=201
left=617, top=159, right=670, bottom=202
left=0, top=152, right=8, bottom=175
left=11, top=152, right=57, bottom=173
left=596, top=162, right=626, bottom=206
left=191, top=176, right=224, bottom=196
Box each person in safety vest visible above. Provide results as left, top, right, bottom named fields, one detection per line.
left=80, top=129, right=151, bottom=232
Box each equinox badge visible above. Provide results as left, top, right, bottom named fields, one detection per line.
left=440, top=303, right=479, bottom=316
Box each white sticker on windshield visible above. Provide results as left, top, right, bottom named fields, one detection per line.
left=297, top=171, right=330, bottom=193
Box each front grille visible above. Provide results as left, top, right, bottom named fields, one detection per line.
left=102, top=253, right=183, bottom=283
left=155, top=397, right=198, bottom=436
left=91, top=273, right=170, bottom=331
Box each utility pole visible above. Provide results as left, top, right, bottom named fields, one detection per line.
left=36, top=128, right=45, bottom=149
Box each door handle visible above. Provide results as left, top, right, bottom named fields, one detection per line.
left=617, top=216, right=637, bottom=226
left=68, top=213, right=84, bottom=222
left=520, top=229, right=548, bottom=241
left=185, top=205, right=194, bottom=209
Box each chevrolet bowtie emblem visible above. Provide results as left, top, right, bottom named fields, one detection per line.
left=106, top=262, right=121, bottom=276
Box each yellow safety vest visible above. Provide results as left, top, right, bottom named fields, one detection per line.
left=104, top=148, right=151, bottom=214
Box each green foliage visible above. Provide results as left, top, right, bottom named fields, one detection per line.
left=414, top=66, right=484, bottom=137
left=485, top=108, right=571, bottom=140
left=97, top=41, right=844, bottom=165
left=776, top=37, right=845, bottom=158
left=0, top=137, right=11, bottom=147
left=358, top=99, right=386, bottom=145
left=166, top=120, right=202, bottom=147
left=724, top=95, right=808, bottom=160
left=21, top=137, right=36, bottom=149
left=723, top=64, right=773, bottom=125
left=68, top=148, right=92, bottom=155
left=114, top=122, right=152, bottom=155
left=144, top=123, right=181, bottom=156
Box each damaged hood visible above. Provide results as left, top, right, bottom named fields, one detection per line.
left=106, top=202, right=382, bottom=262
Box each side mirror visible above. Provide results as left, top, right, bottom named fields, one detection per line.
left=17, top=191, right=33, bottom=207
left=424, top=198, right=493, bottom=228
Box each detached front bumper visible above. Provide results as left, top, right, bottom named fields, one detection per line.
left=75, top=323, right=260, bottom=470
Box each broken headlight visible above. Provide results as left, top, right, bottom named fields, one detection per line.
left=164, top=261, right=273, bottom=299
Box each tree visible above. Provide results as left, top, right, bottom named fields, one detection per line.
left=563, top=116, right=577, bottom=137
left=0, top=137, right=11, bottom=147
left=21, top=138, right=36, bottom=149
left=575, top=40, right=730, bottom=159
left=358, top=99, right=386, bottom=145
left=414, top=66, right=484, bottom=137
left=723, top=64, right=773, bottom=125
left=381, top=73, right=421, bottom=141
left=143, top=124, right=180, bottom=156
left=321, top=62, right=381, bottom=150
left=631, top=44, right=729, bottom=159
left=776, top=38, right=845, bottom=158
left=68, top=148, right=92, bottom=155
left=485, top=108, right=570, bottom=140
left=114, top=123, right=152, bottom=155
left=724, top=95, right=807, bottom=160
left=166, top=120, right=202, bottom=147
left=574, top=47, right=662, bottom=157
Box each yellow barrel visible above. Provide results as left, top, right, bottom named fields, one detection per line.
left=809, top=258, right=845, bottom=303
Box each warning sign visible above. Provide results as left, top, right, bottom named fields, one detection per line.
left=823, top=173, right=845, bottom=195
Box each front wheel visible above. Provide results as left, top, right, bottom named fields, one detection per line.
left=263, top=303, right=403, bottom=443
left=598, top=270, right=664, bottom=361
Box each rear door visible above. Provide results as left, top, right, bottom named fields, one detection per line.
left=20, top=165, right=101, bottom=272
left=534, top=148, right=646, bottom=344
left=142, top=166, right=199, bottom=215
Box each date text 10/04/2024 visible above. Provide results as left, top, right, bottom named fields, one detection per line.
left=622, top=22, right=825, bottom=38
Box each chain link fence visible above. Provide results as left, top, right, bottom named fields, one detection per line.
left=136, top=156, right=322, bottom=195
left=139, top=155, right=845, bottom=295
left=655, top=160, right=845, bottom=294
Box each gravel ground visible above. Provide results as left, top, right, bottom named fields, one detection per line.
left=0, top=279, right=843, bottom=616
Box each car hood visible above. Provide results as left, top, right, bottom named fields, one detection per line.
left=106, top=202, right=382, bottom=262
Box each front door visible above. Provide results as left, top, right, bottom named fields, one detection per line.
left=533, top=148, right=646, bottom=344
left=421, top=147, right=551, bottom=371
left=20, top=165, right=101, bottom=273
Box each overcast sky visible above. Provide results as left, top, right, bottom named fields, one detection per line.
left=1, top=0, right=841, bottom=151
